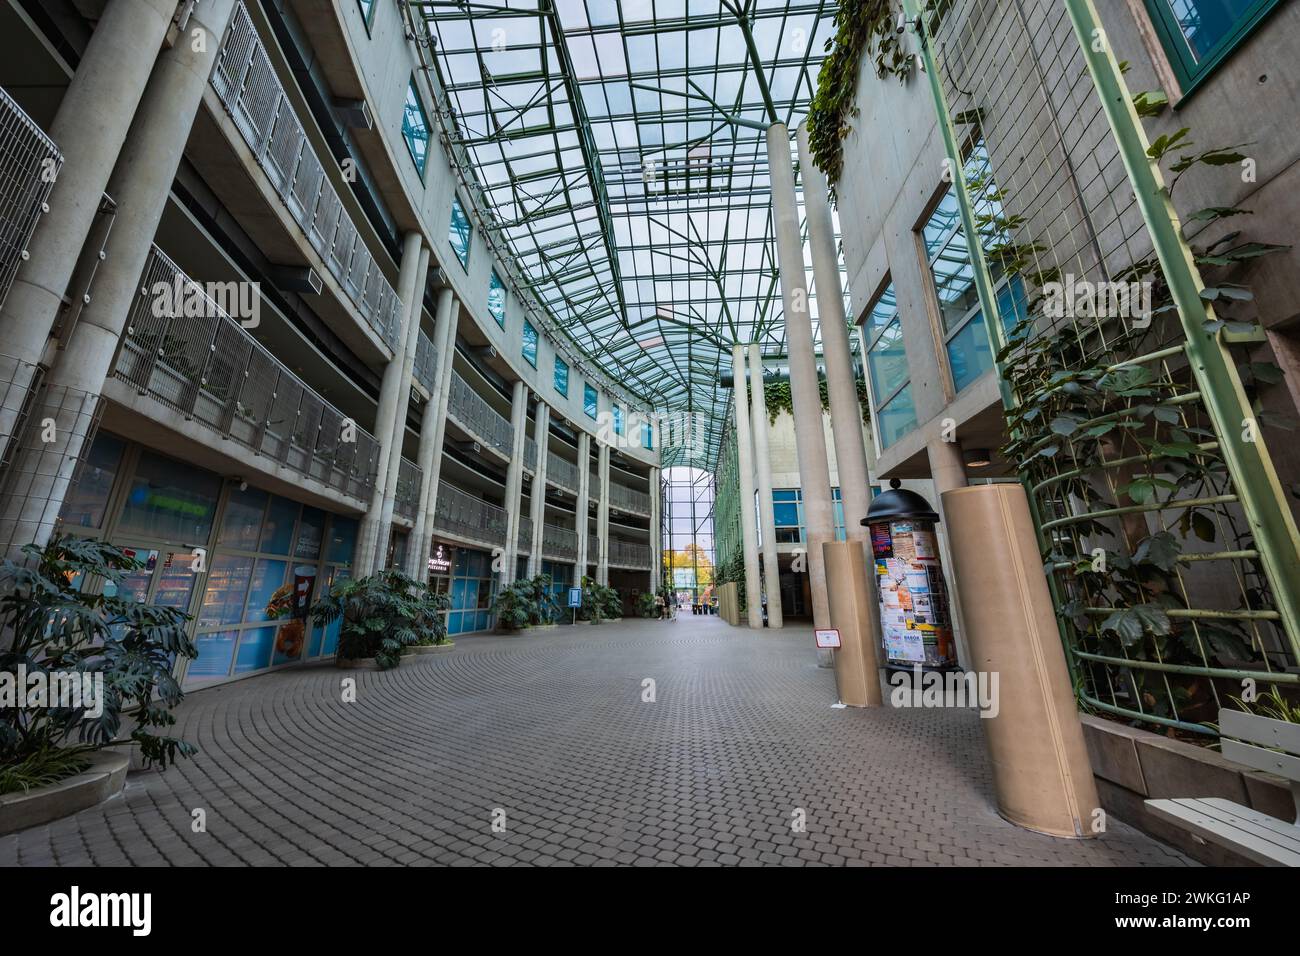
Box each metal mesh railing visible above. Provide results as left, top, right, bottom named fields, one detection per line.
left=114, top=245, right=381, bottom=502
left=610, top=538, right=652, bottom=570
left=212, top=4, right=402, bottom=349
left=917, top=0, right=1300, bottom=734
left=524, top=436, right=537, bottom=472
left=546, top=451, right=579, bottom=492
left=517, top=514, right=532, bottom=553
left=395, top=456, right=423, bottom=521
left=542, top=522, right=578, bottom=561
left=447, top=372, right=513, bottom=458
left=413, top=329, right=439, bottom=393
left=609, top=481, right=650, bottom=516
left=432, top=481, right=507, bottom=547
left=0, top=85, right=61, bottom=313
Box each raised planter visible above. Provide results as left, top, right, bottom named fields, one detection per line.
left=337, top=643, right=455, bottom=667
left=406, top=642, right=455, bottom=655
left=0, top=750, right=130, bottom=836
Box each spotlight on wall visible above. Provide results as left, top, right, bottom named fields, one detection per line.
left=962, top=447, right=992, bottom=468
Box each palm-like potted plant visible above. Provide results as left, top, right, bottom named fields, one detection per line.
left=311, top=567, right=446, bottom=669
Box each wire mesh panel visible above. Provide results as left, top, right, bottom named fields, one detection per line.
left=542, top=523, right=578, bottom=561
left=524, top=437, right=537, bottom=473
left=610, top=539, right=652, bottom=570
left=448, top=373, right=513, bottom=458
left=432, top=482, right=507, bottom=548
left=0, top=85, right=61, bottom=313
left=917, top=0, right=1300, bottom=734
left=546, top=451, right=579, bottom=493
left=413, top=330, right=439, bottom=393
left=395, top=456, right=423, bottom=521
left=517, top=514, right=533, bottom=554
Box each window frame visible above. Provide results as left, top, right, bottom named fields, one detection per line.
left=522, top=319, right=538, bottom=368
left=449, top=195, right=472, bottom=270
left=553, top=356, right=569, bottom=397
left=356, top=0, right=376, bottom=33
left=401, top=77, right=431, bottom=179
left=862, top=279, right=917, bottom=450
left=1142, top=0, right=1283, bottom=96
left=583, top=383, right=598, bottom=420
left=488, top=269, right=506, bottom=327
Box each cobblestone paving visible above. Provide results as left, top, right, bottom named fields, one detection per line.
left=1, top=615, right=1191, bottom=866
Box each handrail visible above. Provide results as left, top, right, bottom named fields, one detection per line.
left=0, top=85, right=62, bottom=312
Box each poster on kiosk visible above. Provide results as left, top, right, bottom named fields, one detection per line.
left=863, top=480, right=957, bottom=672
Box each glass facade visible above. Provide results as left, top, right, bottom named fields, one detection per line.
left=56, top=431, right=359, bottom=690
left=613, top=406, right=623, bottom=435
left=662, top=467, right=714, bottom=605
left=401, top=77, right=430, bottom=176
left=642, top=421, right=653, bottom=450
left=522, top=319, right=538, bottom=367
left=554, top=356, right=569, bottom=396
left=583, top=382, right=598, bottom=419
left=772, top=488, right=848, bottom=543
left=864, top=281, right=917, bottom=449
left=449, top=195, right=471, bottom=268
left=429, top=544, right=497, bottom=635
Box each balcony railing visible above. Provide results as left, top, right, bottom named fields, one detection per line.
left=587, top=534, right=599, bottom=564
left=447, top=372, right=512, bottom=458
left=211, top=4, right=402, bottom=350
left=546, top=452, right=578, bottom=492
left=524, top=436, right=537, bottom=472
left=413, top=330, right=439, bottom=394
left=432, top=482, right=506, bottom=547
left=610, top=538, right=652, bottom=570
left=114, top=246, right=381, bottom=502
left=517, top=514, right=532, bottom=554
left=0, top=85, right=61, bottom=312
left=541, top=523, right=577, bottom=562
left=609, top=481, right=651, bottom=516
left=395, top=456, right=423, bottom=521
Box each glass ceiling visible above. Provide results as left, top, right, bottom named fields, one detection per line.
left=407, top=0, right=845, bottom=468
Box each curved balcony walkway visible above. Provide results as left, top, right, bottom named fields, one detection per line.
left=1, top=616, right=1188, bottom=867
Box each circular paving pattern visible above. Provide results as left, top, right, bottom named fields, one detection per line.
left=0, top=615, right=1191, bottom=866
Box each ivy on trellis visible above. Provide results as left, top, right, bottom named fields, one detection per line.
left=760, top=377, right=871, bottom=427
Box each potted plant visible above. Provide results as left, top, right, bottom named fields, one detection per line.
left=490, top=579, right=537, bottom=632
left=311, top=567, right=444, bottom=669
left=636, top=592, right=658, bottom=618
left=0, top=536, right=197, bottom=808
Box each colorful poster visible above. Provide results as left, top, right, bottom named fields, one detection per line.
left=884, top=626, right=925, bottom=662
left=912, top=530, right=938, bottom=561
left=871, top=524, right=893, bottom=558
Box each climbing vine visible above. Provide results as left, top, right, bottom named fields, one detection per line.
left=762, top=377, right=871, bottom=427
left=806, top=0, right=910, bottom=199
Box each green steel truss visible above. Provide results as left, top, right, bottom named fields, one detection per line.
left=405, top=0, right=845, bottom=467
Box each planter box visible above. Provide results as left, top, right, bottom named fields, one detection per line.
left=337, top=643, right=456, bottom=667
left=0, top=750, right=130, bottom=836
left=406, top=642, right=455, bottom=655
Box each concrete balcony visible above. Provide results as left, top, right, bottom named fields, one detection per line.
left=542, top=523, right=578, bottom=562
left=447, top=372, right=512, bottom=460
left=112, top=245, right=381, bottom=505
left=608, top=481, right=651, bottom=517
left=412, top=330, right=439, bottom=396
left=394, top=455, right=422, bottom=522
left=610, top=538, right=652, bottom=571
left=432, top=481, right=506, bottom=551
left=546, top=452, right=579, bottom=493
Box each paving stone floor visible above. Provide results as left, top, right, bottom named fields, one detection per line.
left=1, top=614, right=1191, bottom=866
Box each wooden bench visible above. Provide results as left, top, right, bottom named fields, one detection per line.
left=1145, top=709, right=1300, bottom=866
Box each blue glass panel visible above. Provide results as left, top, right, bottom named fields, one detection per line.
left=583, top=383, right=598, bottom=419
left=234, top=627, right=275, bottom=673
left=449, top=196, right=471, bottom=267
left=877, top=383, right=919, bottom=449
left=554, top=357, right=569, bottom=396
left=947, top=310, right=993, bottom=393
left=402, top=79, right=430, bottom=175
left=489, top=270, right=506, bottom=326
left=522, top=319, right=538, bottom=367
left=189, top=631, right=237, bottom=681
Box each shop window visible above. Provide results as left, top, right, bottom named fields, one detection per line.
left=189, top=631, right=238, bottom=683
left=402, top=77, right=430, bottom=177
left=522, top=319, right=538, bottom=367
left=260, top=496, right=298, bottom=554
left=554, top=356, right=569, bottom=396
left=327, top=516, right=358, bottom=564
left=449, top=196, right=471, bottom=268
left=60, top=431, right=125, bottom=530
left=1144, top=0, right=1281, bottom=93
left=244, top=558, right=289, bottom=623
left=218, top=485, right=267, bottom=551
left=863, top=281, right=918, bottom=449
left=583, top=383, right=598, bottom=419
left=233, top=626, right=275, bottom=674
left=198, top=554, right=254, bottom=627
left=489, top=269, right=506, bottom=326
left=294, top=507, right=327, bottom=560
left=118, top=450, right=221, bottom=543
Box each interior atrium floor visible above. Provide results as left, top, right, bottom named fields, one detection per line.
left=1, top=615, right=1190, bottom=867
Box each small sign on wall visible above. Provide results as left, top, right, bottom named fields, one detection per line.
left=567, top=587, right=583, bottom=609
left=814, top=628, right=841, bottom=649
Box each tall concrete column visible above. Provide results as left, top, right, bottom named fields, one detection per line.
left=499, top=380, right=528, bottom=586
left=767, top=123, right=835, bottom=656
left=748, top=343, right=783, bottom=628
left=355, top=231, right=425, bottom=576
left=0, top=0, right=178, bottom=455
left=374, top=244, right=430, bottom=566
left=596, top=441, right=611, bottom=586
left=406, top=390, right=441, bottom=580
left=527, top=403, right=550, bottom=578
left=0, top=0, right=240, bottom=560
left=731, top=344, right=763, bottom=629
left=648, top=464, right=661, bottom=592
left=575, top=431, right=591, bottom=580
left=412, top=288, right=458, bottom=576
left=797, top=122, right=872, bottom=540
left=927, top=436, right=973, bottom=669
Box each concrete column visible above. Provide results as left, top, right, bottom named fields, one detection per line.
left=0, top=0, right=177, bottom=454
left=927, top=436, right=972, bottom=669
left=767, top=122, right=835, bottom=658
left=648, top=465, right=661, bottom=592
left=748, top=343, right=783, bottom=628
left=355, top=231, right=424, bottom=576
left=731, top=344, right=763, bottom=629
left=0, top=0, right=240, bottom=560
left=797, top=122, right=873, bottom=540
left=499, top=380, right=528, bottom=586
left=406, top=390, right=440, bottom=580
left=575, top=431, right=591, bottom=580
left=527, top=403, right=550, bottom=578
left=596, top=441, right=611, bottom=586
left=413, top=288, right=458, bottom=575
left=373, top=244, right=430, bottom=566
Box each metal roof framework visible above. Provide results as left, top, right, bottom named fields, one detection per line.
left=407, top=0, right=844, bottom=467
